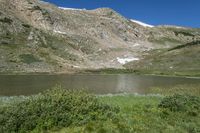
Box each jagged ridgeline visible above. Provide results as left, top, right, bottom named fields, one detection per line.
left=0, top=0, right=199, bottom=74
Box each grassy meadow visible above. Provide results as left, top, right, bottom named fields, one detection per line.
left=0, top=85, right=200, bottom=133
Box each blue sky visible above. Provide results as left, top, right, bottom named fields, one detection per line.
left=43, top=0, right=200, bottom=28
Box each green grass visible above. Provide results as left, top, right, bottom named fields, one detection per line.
left=150, top=84, right=200, bottom=96
left=82, top=68, right=140, bottom=74
left=125, top=44, right=200, bottom=77
left=61, top=94, right=200, bottom=133
left=19, top=54, right=41, bottom=64
left=168, top=40, right=200, bottom=51
left=81, top=68, right=200, bottom=77
left=0, top=87, right=118, bottom=133
left=0, top=86, right=200, bottom=133
left=148, top=36, right=182, bottom=45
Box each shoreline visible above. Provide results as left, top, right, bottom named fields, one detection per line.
left=0, top=69, right=200, bottom=79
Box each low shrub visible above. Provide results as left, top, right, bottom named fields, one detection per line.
left=22, top=24, right=31, bottom=28
left=0, top=87, right=119, bottom=132
left=19, top=54, right=41, bottom=64
left=0, top=17, right=13, bottom=24
left=158, top=94, right=200, bottom=113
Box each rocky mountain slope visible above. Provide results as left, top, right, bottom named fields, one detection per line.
left=0, top=0, right=199, bottom=75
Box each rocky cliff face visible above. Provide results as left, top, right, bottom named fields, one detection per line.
left=0, top=0, right=199, bottom=74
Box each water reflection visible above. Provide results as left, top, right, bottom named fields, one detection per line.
left=0, top=74, right=199, bottom=96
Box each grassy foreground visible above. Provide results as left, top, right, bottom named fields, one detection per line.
left=62, top=95, right=200, bottom=133
left=0, top=87, right=200, bottom=133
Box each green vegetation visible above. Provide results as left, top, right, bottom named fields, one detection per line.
left=148, top=36, right=182, bottom=45
left=150, top=84, right=200, bottom=96
left=62, top=94, right=200, bottom=133
left=0, top=87, right=118, bottom=132
left=174, top=30, right=195, bottom=37
left=82, top=68, right=200, bottom=77
left=19, top=54, right=41, bottom=64
left=125, top=43, right=200, bottom=77
left=0, top=86, right=200, bottom=133
left=22, top=24, right=31, bottom=28
left=158, top=94, right=200, bottom=113
left=168, top=40, right=200, bottom=51
left=169, top=27, right=200, bottom=36
left=32, top=5, right=42, bottom=11
left=83, top=68, right=140, bottom=74
left=0, top=17, right=13, bottom=24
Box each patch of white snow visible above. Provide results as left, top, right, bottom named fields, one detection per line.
left=130, top=19, right=154, bottom=28
left=73, top=65, right=80, bottom=68
left=133, top=43, right=140, bottom=47
left=161, top=25, right=185, bottom=29
left=59, top=7, right=86, bottom=11
left=117, top=57, right=139, bottom=65
left=98, top=48, right=102, bottom=51
left=53, top=30, right=67, bottom=35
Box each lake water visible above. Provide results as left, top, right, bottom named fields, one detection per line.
left=0, top=74, right=199, bottom=96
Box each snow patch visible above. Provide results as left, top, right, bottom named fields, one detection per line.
left=59, top=7, right=86, bottom=11
left=133, top=43, right=140, bottom=47
left=173, top=26, right=184, bottom=29
left=53, top=30, right=67, bottom=35
left=130, top=19, right=154, bottom=28
left=98, top=48, right=102, bottom=51
left=160, top=25, right=185, bottom=29
left=117, top=57, right=139, bottom=65
left=73, top=65, right=80, bottom=68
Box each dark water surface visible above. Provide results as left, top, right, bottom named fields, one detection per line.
left=0, top=74, right=199, bottom=96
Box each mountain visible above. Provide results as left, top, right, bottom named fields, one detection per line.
left=0, top=0, right=199, bottom=75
